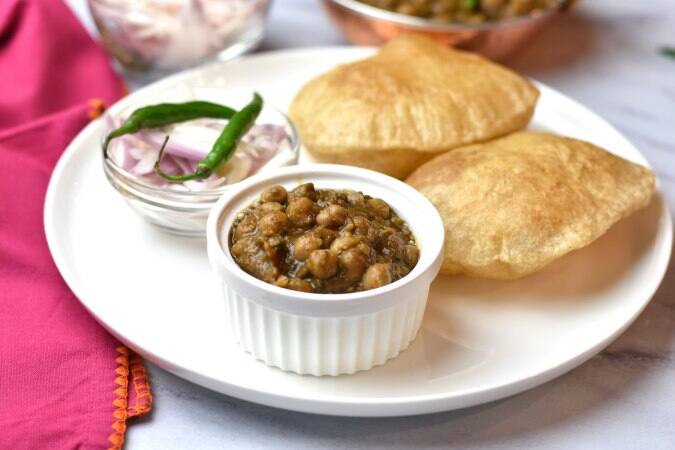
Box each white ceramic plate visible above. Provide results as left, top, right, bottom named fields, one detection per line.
left=44, top=47, right=672, bottom=417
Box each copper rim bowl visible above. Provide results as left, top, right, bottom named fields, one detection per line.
left=322, top=0, right=573, bottom=60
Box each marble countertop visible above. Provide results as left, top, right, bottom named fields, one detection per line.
left=66, top=0, right=675, bottom=448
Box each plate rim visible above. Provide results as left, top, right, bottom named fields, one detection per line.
left=44, top=46, right=673, bottom=417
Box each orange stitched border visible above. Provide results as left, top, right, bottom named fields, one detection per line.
left=128, top=352, right=153, bottom=417
left=108, top=347, right=130, bottom=450
left=108, top=347, right=153, bottom=450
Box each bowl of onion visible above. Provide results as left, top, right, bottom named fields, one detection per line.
left=88, top=0, right=272, bottom=76
left=102, top=98, right=300, bottom=236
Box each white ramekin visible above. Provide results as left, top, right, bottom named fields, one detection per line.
left=206, top=164, right=444, bottom=376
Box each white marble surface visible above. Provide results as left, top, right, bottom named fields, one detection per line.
left=66, top=0, right=675, bottom=448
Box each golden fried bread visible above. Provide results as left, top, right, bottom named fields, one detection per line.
left=406, top=131, right=655, bottom=279
left=289, top=34, right=539, bottom=179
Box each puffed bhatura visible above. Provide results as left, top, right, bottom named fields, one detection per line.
left=406, top=131, right=655, bottom=280
left=289, top=34, right=539, bottom=179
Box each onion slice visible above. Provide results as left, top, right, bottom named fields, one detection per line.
left=107, top=114, right=290, bottom=191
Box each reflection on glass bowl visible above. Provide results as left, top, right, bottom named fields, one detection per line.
left=88, top=0, right=272, bottom=74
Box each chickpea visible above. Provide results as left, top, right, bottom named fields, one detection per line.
left=286, top=197, right=316, bottom=227
left=355, top=242, right=371, bottom=256
left=316, top=204, right=348, bottom=228
left=274, top=275, right=289, bottom=287
left=231, top=237, right=278, bottom=282
left=367, top=198, right=390, bottom=219
left=378, top=227, right=395, bottom=242
left=313, top=226, right=337, bottom=247
left=261, top=185, right=287, bottom=204
left=267, top=236, right=283, bottom=247
left=291, top=183, right=317, bottom=201
left=404, top=244, right=420, bottom=267
left=287, top=278, right=313, bottom=293
left=230, top=236, right=257, bottom=260
left=262, top=238, right=282, bottom=264
left=341, top=217, right=355, bottom=233
left=259, top=211, right=288, bottom=236
left=321, top=190, right=340, bottom=204
left=482, top=0, right=507, bottom=17
left=233, top=214, right=256, bottom=240
left=293, top=234, right=322, bottom=261
left=508, top=0, right=536, bottom=15
left=306, top=249, right=338, bottom=280
left=362, top=263, right=392, bottom=290
left=339, top=248, right=368, bottom=281
left=345, top=190, right=365, bottom=206
left=330, top=234, right=362, bottom=253
left=352, top=216, right=370, bottom=235
left=258, top=201, right=284, bottom=213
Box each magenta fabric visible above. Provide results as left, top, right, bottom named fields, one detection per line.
left=0, top=1, right=147, bottom=449
left=0, top=0, right=125, bottom=128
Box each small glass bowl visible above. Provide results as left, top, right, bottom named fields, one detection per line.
left=102, top=103, right=300, bottom=237
left=88, top=0, right=272, bottom=77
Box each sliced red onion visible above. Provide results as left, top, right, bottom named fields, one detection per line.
left=106, top=113, right=290, bottom=191
left=134, top=129, right=210, bottom=160
left=171, top=154, right=196, bottom=175
left=89, top=0, right=269, bottom=70
left=110, top=139, right=137, bottom=172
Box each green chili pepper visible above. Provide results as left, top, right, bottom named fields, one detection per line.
left=154, top=93, right=264, bottom=183
left=102, top=101, right=237, bottom=159
left=661, top=47, right=675, bottom=60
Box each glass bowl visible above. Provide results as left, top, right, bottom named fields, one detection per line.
left=88, top=0, right=272, bottom=75
left=102, top=102, right=300, bottom=237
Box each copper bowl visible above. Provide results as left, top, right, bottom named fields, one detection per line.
left=322, top=0, right=573, bottom=61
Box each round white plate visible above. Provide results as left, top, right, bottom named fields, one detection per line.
left=44, top=47, right=672, bottom=417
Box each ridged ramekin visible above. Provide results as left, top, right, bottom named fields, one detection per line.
left=206, top=164, right=444, bottom=376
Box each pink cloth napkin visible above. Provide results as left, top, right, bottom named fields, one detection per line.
left=0, top=1, right=152, bottom=449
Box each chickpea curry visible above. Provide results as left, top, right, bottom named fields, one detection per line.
left=357, top=0, right=561, bottom=23
left=229, top=183, right=419, bottom=294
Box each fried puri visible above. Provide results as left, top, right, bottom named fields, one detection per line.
left=406, top=132, right=655, bottom=279
left=289, top=34, right=539, bottom=179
